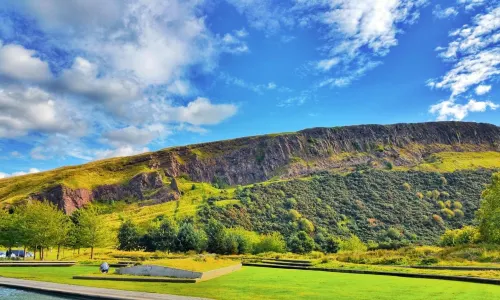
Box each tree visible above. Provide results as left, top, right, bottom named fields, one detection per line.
left=74, top=205, right=109, bottom=259
left=176, top=221, right=207, bottom=253
left=0, top=209, right=23, bottom=252
left=288, top=231, right=314, bottom=254
left=117, top=220, right=142, bottom=251
left=477, top=173, right=500, bottom=243
left=19, top=201, right=65, bottom=260
left=324, top=236, right=340, bottom=253
left=149, top=217, right=178, bottom=252
left=254, top=232, right=286, bottom=253
left=205, top=218, right=227, bottom=254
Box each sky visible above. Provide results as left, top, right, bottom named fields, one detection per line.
left=0, top=0, right=499, bottom=177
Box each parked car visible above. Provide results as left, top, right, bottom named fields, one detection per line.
left=7, top=250, right=26, bottom=258
left=0, top=251, right=6, bottom=258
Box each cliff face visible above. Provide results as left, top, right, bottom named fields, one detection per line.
left=32, top=171, right=179, bottom=214
left=27, top=121, right=500, bottom=213
left=154, top=122, right=500, bottom=185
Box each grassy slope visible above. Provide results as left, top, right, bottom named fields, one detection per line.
left=0, top=154, right=151, bottom=204
left=0, top=266, right=498, bottom=299
left=104, top=179, right=238, bottom=230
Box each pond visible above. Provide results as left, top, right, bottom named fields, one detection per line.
left=0, top=287, right=78, bottom=299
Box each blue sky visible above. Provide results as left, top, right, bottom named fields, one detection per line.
left=0, top=0, right=499, bottom=177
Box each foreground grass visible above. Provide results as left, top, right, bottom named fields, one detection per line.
left=0, top=266, right=499, bottom=299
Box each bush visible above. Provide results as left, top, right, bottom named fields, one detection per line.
left=440, top=226, right=480, bottom=246
left=254, top=232, right=286, bottom=253
left=453, top=201, right=463, bottom=209
left=339, top=235, right=367, bottom=252
left=288, top=231, right=315, bottom=254
left=288, top=209, right=301, bottom=221
left=323, top=236, right=340, bottom=253
left=298, top=218, right=315, bottom=233
left=402, top=182, right=411, bottom=191
left=441, top=208, right=455, bottom=219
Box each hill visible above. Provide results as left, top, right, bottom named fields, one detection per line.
left=0, top=121, right=499, bottom=223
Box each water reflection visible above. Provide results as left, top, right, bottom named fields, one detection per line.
left=0, top=287, right=74, bottom=299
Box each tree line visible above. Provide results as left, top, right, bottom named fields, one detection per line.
left=0, top=202, right=108, bottom=259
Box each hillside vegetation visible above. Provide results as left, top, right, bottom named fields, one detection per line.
left=1, top=121, right=499, bottom=208
left=198, top=169, right=495, bottom=244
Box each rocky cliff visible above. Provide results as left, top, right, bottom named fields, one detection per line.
left=153, top=121, right=500, bottom=185
left=9, top=121, right=500, bottom=213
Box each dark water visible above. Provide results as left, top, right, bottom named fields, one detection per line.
left=0, top=287, right=75, bottom=299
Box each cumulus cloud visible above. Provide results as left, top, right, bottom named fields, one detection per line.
left=0, top=167, right=40, bottom=179
left=433, top=5, right=458, bottom=19
left=428, top=6, right=500, bottom=98
left=475, top=84, right=492, bottom=95
left=0, top=86, right=86, bottom=138
left=102, top=125, right=169, bottom=148
left=162, top=97, right=238, bottom=126
left=57, top=57, right=140, bottom=104
left=430, top=99, right=499, bottom=121
left=0, top=42, right=52, bottom=82
left=93, top=146, right=150, bottom=160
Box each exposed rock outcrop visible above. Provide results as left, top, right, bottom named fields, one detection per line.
left=32, top=171, right=178, bottom=214
left=28, top=122, right=500, bottom=213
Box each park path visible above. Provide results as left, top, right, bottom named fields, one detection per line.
left=0, top=277, right=210, bottom=300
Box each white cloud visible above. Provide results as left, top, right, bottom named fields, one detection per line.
left=0, top=42, right=52, bottom=82
left=58, top=57, right=140, bottom=104
left=0, top=167, right=40, bottom=179
left=93, top=146, right=150, bottom=160
left=220, top=31, right=250, bottom=54
left=430, top=99, right=499, bottom=121
left=225, top=0, right=292, bottom=34
left=475, top=84, right=492, bottom=95
left=457, top=0, right=486, bottom=10
left=293, top=0, right=426, bottom=87
left=0, top=86, right=86, bottom=138
left=433, top=5, right=458, bottom=19
left=219, top=72, right=291, bottom=93
left=102, top=124, right=169, bottom=148
left=430, top=7, right=500, bottom=97
left=316, top=58, right=340, bottom=72
left=162, top=97, right=238, bottom=126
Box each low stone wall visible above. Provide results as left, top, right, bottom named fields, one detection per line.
left=117, top=264, right=242, bottom=281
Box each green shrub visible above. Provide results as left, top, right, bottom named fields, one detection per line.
left=298, top=218, right=315, bottom=233
left=288, top=209, right=301, bottom=221
left=254, top=232, right=286, bottom=254
left=402, top=182, right=411, bottom=191
left=453, top=201, right=463, bottom=209
left=339, top=235, right=367, bottom=252
left=441, top=208, right=455, bottom=219
left=288, top=231, right=315, bottom=254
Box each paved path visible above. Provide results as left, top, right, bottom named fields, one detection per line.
left=0, top=277, right=210, bottom=300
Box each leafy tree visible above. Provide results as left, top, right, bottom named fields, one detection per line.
left=205, top=218, right=227, bottom=254
left=288, top=209, right=301, bottom=221
left=0, top=209, right=23, bottom=252
left=288, top=231, right=314, bottom=254
left=74, top=205, right=109, bottom=259
left=117, top=220, right=142, bottom=251
left=477, top=173, right=500, bottom=243
left=254, top=232, right=286, bottom=253
left=324, top=236, right=340, bottom=253
left=19, top=201, right=65, bottom=260
left=149, top=217, right=178, bottom=252
left=176, top=221, right=207, bottom=253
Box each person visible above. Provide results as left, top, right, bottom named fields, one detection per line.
left=100, top=262, right=109, bottom=274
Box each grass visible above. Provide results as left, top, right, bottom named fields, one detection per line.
left=0, top=266, right=499, bottom=299
left=0, top=154, right=152, bottom=205
left=104, top=179, right=235, bottom=230
left=148, top=257, right=239, bottom=272
left=395, top=152, right=500, bottom=172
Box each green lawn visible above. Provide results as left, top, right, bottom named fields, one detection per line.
left=0, top=266, right=499, bottom=299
